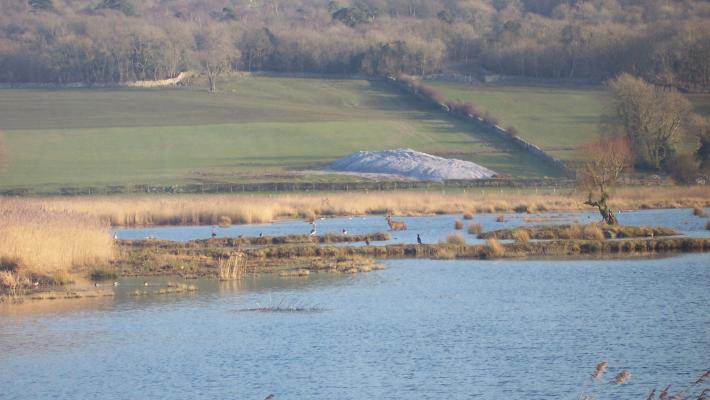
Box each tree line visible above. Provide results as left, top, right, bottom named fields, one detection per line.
left=0, top=0, right=708, bottom=91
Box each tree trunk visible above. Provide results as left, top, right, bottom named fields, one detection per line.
left=585, top=193, right=619, bottom=225
left=208, top=74, right=216, bottom=93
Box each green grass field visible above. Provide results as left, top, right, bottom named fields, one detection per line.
left=430, top=82, right=710, bottom=160
left=0, top=77, right=560, bottom=191
left=430, top=82, right=608, bottom=160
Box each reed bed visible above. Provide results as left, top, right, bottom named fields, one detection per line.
left=480, top=224, right=678, bottom=240
left=0, top=203, right=114, bottom=279
left=4, top=186, right=709, bottom=227
left=218, top=252, right=246, bottom=281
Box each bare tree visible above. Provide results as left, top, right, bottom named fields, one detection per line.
left=607, top=73, right=692, bottom=170
left=576, top=136, right=634, bottom=225
left=193, top=28, right=239, bottom=93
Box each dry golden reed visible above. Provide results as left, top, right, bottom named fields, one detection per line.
left=218, top=252, right=246, bottom=281
left=486, top=238, right=504, bottom=256
left=2, top=186, right=708, bottom=228
left=468, top=223, right=483, bottom=235
left=512, top=229, right=530, bottom=243
left=0, top=202, right=114, bottom=276
left=445, top=234, right=466, bottom=245
left=454, top=220, right=464, bottom=230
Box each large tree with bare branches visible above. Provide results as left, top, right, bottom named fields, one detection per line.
left=607, top=74, right=692, bottom=170
left=576, top=136, right=634, bottom=225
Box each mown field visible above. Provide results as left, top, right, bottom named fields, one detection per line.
left=430, top=82, right=710, bottom=160
left=0, top=77, right=561, bottom=192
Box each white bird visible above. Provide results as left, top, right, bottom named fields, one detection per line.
left=309, top=222, right=317, bottom=236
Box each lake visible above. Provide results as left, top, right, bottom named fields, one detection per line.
left=2, top=254, right=709, bottom=399
left=114, top=208, right=710, bottom=244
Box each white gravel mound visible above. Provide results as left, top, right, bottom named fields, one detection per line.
left=328, top=148, right=496, bottom=181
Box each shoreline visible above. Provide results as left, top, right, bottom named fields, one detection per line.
left=5, top=233, right=709, bottom=304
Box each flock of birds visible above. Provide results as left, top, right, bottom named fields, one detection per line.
left=201, top=215, right=424, bottom=244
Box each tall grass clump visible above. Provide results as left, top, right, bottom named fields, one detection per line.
left=454, top=220, right=464, bottom=230
left=582, top=224, right=605, bottom=240
left=486, top=238, right=504, bottom=257
left=512, top=230, right=530, bottom=243
left=468, top=223, right=482, bottom=235
left=463, top=212, right=474, bottom=220
left=445, top=234, right=466, bottom=245
left=693, top=206, right=709, bottom=217
left=218, top=252, right=246, bottom=281
left=0, top=201, right=114, bottom=280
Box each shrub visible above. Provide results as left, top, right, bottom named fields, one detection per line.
left=692, top=206, right=709, bottom=217
left=513, top=204, right=529, bottom=213
left=468, top=223, right=482, bottom=234
left=512, top=230, right=530, bottom=243
left=454, top=220, right=464, bottom=230
left=483, top=111, right=500, bottom=126
left=445, top=234, right=465, bottom=245
left=90, top=268, right=118, bottom=281
left=507, top=126, right=519, bottom=137
left=582, top=224, right=605, bottom=240
left=463, top=212, right=474, bottom=220
left=667, top=153, right=699, bottom=184
left=217, top=215, right=232, bottom=227
left=486, top=238, right=504, bottom=256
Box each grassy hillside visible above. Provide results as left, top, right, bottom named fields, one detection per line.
left=430, top=82, right=710, bottom=161
left=429, top=82, right=608, bottom=160
left=0, top=77, right=560, bottom=191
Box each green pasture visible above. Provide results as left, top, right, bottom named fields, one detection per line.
left=430, top=82, right=710, bottom=160
left=0, top=77, right=560, bottom=191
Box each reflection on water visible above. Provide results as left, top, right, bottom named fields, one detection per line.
left=1, top=254, right=709, bottom=399
left=115, top=207, right=710, bottom=244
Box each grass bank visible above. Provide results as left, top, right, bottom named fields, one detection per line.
left=4, top=186, right=708, bottom=227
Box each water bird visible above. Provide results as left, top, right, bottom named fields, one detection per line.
left=417, top=234, right=422, bottom=245
left=342, top=228, right=348, bottom=235
left=309, top=222, right=317, bottom=236
left=113, top=233, right=118, bottom=240
left=259, top=232, right=263, bottom=237
left=113, top=281, right=119, bottom=287
left=264, top=395, right=275, bottom=400
left=365, top=237, right=370, bottom=246
left=211, top=227, right=217, bottom=238
left=143, top=281, right=149, bottom=287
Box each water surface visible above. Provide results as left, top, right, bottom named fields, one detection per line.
left=115, top=207, right=710, bottom=244
left=2, top=254, right=709, bottom=399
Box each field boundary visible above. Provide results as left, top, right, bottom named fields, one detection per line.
left=387, top=76, right=577, bottom=178
left=0, top=178, right=576, bottom=197
left=0, top=71, right=194, bottom=89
